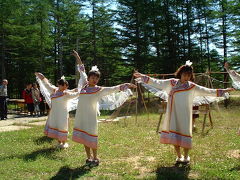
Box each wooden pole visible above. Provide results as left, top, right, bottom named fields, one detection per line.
left=138, top=83, right=149, bottom=121
left=135, top=83, right=138, bottom=124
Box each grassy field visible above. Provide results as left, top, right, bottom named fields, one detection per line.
left=0, top=103, right=239, bottom=179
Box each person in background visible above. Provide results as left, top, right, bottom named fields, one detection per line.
left=32, top=83, right=41, bottom=116
left=39, top=93, right=46, bottom=116
left=22, top=83, right=34, bottom=116
left=0, top=79, right=8, bottom=120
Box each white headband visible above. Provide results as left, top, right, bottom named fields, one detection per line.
left=185, top=60, right=193, bottom=66
left=91, top=65, right=99, bottom=72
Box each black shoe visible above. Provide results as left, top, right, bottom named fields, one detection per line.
left=85, top=159, right=92, bottom=166
left=90, top=159, right=99, bottom=167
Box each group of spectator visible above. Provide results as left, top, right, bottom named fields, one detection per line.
left=0, top=79, right=49, bottom=120
left=22, top=83, right=48, bottom=116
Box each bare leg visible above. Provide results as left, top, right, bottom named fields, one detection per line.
left=92, top=148, right=98, bottom=160
left=84, top=145, right=91, bottom=159
left=91, top=148, right=99, bottom=166
left=174, top=145, right=181, bottom=158
left=183, top=148, right=189, bottom=158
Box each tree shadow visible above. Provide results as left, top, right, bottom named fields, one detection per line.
left=230, top=165, right=240, bottom=171
left=0, top=154, right=24, bottom=161
left=34, top=136, right=54, bottom=145
left=24, top=147, right=59, bottom=161
left=50, top=165, right=92, bottom=180
left=155, top=162, right=191, bottom=180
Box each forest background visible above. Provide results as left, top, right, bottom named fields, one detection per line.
left=1, top=0, right=240, bottom=97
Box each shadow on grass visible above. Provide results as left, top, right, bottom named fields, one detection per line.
left=24, top=147, right=59, bottom=161
left=230, top=166, right=240, bottom=171
left=156, top=163, right=191, bottom=180
left=34, top=136, right=54, bottom=145
left=50, top=165, right=92, bottom=180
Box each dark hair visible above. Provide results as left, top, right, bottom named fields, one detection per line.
left=88, top=70, right=101, bottom=79
left=26, top=83, right=32, bottom=86
left=175, top=65, right=195, bottom=81
left=57, top=79, right=69, bottom=87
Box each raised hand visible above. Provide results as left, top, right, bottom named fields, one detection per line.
left=35, top=72, right=45, bottom=80
left=224, top=62, right=229, bottom=70
left=72, top=50, right=82, bottom=65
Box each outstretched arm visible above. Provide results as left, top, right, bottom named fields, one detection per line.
left=35, top=72, right=57, bottom=93
left=64, top=91, right=80, bottom=99
left=225, top=62, right=240, bottom=80
left=99, top=83, right=136, bottom=98
left=194, top=83, right=234, bottom=97
left=134, top=72, right=172, bottom=92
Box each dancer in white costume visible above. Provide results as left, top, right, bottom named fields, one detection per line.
left=134, top=61, right=234, bottom=163
left=225, top=62, right=240, bottom=135
left=72, top=65, right=136, bottom=166
left=35, top=50, right=87, bottom=149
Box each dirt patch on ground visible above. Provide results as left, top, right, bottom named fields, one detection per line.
left=0, top=125, right=32, bottom=132
left=28, top=121, right=46, bottom=126
left=227, top=150, right=240, bottom=159
left=121, top=156, right=156, bottom=176
left=126, top=156, right=147, bottom=173
left=188, top=171, right=200, bottom=179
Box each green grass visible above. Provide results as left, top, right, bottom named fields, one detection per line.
left=0, top=104, right=239, bottom=179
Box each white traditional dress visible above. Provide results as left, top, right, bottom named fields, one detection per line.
left=72, top=84, right=130, bottom=149
left=37, top=64, right=86, bottom=141
left=139, top=76, right=226, bottom=149
left=226, top=68, right=240, bottom=135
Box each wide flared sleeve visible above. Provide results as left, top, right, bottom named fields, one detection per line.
left=65, top=64, right=87, bottom=112
left=97, top=84, right=133, bottom=111
left=64, top=91, right=80, bottom=99
left=226, top=68, right=240, bottom=89
left=77, top=64, right=88, bottom=91
left=41, top=78, right=57, bottom=93
left=194, top=84, right=226, bottom=97
left=98, top=84, right=128, bottom=98
left=36, top=77, right=57, bottom=106
left=136, top=76, right=174, bottom=100
left=137, top=75, right=173, bottom=92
